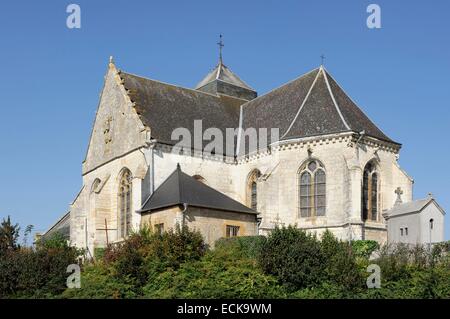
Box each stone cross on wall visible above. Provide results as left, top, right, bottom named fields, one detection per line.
left=394, top=187, right=403, bottom=206
left=103, top=116, right=113, bottom=145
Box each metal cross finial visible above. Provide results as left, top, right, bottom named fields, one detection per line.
left=217, top=34, right=224, bottom=64
left=320, top=54, right=325, bottom=66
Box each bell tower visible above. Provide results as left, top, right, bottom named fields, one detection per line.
left=195, top=35, right=257, bottom=100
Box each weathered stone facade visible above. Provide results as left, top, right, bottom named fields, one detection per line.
left=66, top=59, right=416, bottom=254
left=141, top=206, right=258, bottom=247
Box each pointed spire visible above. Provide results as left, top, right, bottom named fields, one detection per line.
left=320, top=54, right=325, bottom=66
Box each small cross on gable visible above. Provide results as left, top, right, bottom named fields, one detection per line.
left=395, top=187, right=403, bottom=205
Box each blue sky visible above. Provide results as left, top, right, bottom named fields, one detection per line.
left=0, top=0, right=448, bottom=240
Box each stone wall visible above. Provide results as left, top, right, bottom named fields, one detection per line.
left=68, top=62, right=413, bottom=249
left=140, top=205, right=258, bottom=247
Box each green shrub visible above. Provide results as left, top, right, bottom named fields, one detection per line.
left=102, top=225, right=206, bottom=289
left=258, top=226, right=326, bottom=291
left=94, top=248, right=106, bottom=260
left=366, top=243, right=450, bottom=299
left=352, top=240, right=379, bottom=259
left=61, top=263, right=136, bottom=299
left=320, top=230, right=364, bottom=290
left=0, top=233, right=80, bottom=298
left=214, top=236, right=266, bottom=259
left=291, top=282, right=353, bottom=299
left=143, top=241, right=285, bottom=299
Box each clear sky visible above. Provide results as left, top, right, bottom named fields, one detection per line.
left=0, top=0, right=448, bottom=240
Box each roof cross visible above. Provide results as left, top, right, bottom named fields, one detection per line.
left=217, top=34, right=224, bottom=64
left=320, top=54, right=326, bottom=66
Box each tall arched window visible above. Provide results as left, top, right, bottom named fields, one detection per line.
left=118, top=169, right=132, bottom=238
left=251, top=181, right=257, bottom=210
left=362, top=162, right=378, bottom=222
left=299, top=160, right=326, bottom=217
left=246, top=169, right=261, bottom=211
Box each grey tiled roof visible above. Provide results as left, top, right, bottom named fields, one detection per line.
left=120, top=71, right=245, bottom=147
left=119, top=65, right=398, bottom=156
left=42, top=211, right=71, bottom=240
left=195, top=62, right=254, bottom=91
left=140, top=164, right=256, bottom=215
left=384, top=198, right=432, bottom=217
left=240, top=67, right=396, bottom=153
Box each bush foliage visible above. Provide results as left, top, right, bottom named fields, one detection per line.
left=0, top=232, right=80, bottom=298
left=1, top=217, right=449, bottom=299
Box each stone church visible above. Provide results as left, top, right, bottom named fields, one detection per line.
left=44, top=50, right=445, bottom=254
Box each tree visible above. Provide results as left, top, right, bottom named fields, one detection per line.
left=23, top=225, right=34, bottom=247
left=0, top=216, right=20, bottom=253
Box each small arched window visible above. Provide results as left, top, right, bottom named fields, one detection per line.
left=299, top=160, right=326, bottom=217
left=91, top=178, right=101, bottom=194
left=246, top=169, right=261, bottom=211
left=430, top=219, right=434, bottom=230
left=118, top=169, right=132, bottom=238
left=362, top=161, right=379, bottom=222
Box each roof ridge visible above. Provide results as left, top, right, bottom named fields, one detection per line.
left=195, top=62, right=254, bottom=91
left=322, top=66, right=351, bottom=130
left=139, top=166, right=180, bottom=211
left=216, top=62, right=222, bottom=80
left=177, top=165, right=184, bottom=203
left=141, top=165, right=256, bottom=214
left=281, top=67, right=323, bottom=139
left=222, top=63, right=254, bottom=90
left=324, top=69, right=394, bottom=142
left=120, top=70, right=221, bottom=99
left=240, top=67, right=320, bottom=108
left=236, top=103, right=245, bottom=156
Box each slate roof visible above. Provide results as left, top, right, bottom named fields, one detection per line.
left=140, top=164, right=257, bottom=214
left=118, top=65, right=398, bottom=156
left=42, top=211, right=71, bottom=240
left=195, top=61, right=254, bottom=91
left=119, top=71, right=246, bottom=146
left=240, top=67, right=396, bottom=154
left=384, top=198, right=445, bottom=218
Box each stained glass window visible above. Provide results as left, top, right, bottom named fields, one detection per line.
left=362, top=162, right=378, bottom=222
left=118, top=169, right=132, bottom=238
left=299, top=160, right=326, bottom=217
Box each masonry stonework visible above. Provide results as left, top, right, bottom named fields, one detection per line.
left=65, top=60, right=417, bottom=252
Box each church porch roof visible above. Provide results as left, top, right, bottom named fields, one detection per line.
left=140, top=164, right=257, bottom=215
